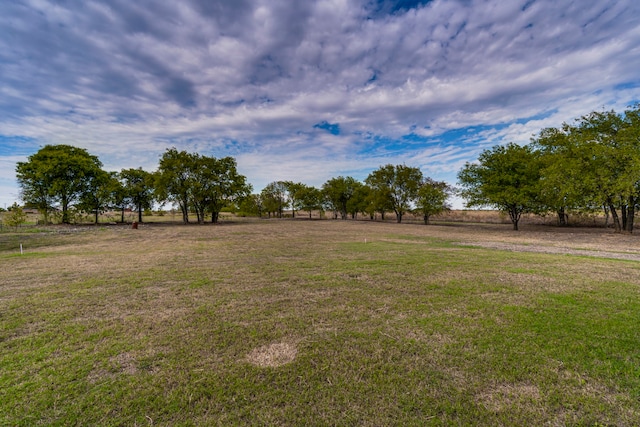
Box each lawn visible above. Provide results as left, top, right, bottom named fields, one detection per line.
left=1, top=219, right=639, bottom=426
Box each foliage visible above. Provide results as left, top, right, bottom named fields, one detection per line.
left=366, top=164, right=423, bottom=223
left=261, top=181, right=289, bottom=218
left=458, top=143, right=541, bottom=230
left=3, top=203, right=28, bottom=228
left=322, top=176, right=359, bottom=219
left=120, top=168, right=155, bottom=223
left=531, top=105, right=640, bottom=232
left=155, top=148, right=195, bottom=223
left=346, top=182, right=371, bottom=219
left=415, top=178, right=453, bottom=224
left=295, top=185, right=323, bottom=219
left=155, top=149, right=250, bottom=224
left=16, top=144, right=104, bottom=224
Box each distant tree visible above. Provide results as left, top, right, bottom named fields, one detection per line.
left=458, top=143, right=541, bottom=231
left=322, top=176, right=359, bottom=220
left=415, top=178, right=453, bottom=224
left=366, top=164, right=423, bottom=223
left=201, top=156, right=251, bottom=224
left=296, top=185, right=323, bottom=219
left=261, top=181, right=289, bottom=218
left=120, top=168, right=155, bottom=223
left=4, top=203, right=28, bottom=228
left=284, top=181, right=307, bottom=218
left=346, top=181, right=369, bottom=219
left=156, top=148, right=195, bottom=223
left=78, top=170, right=121, bottom=224
left=238, top=194, right=264, bottom=217
left=16, top=145, right=104, bottom=224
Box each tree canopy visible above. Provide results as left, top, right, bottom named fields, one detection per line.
left=366, top=164, right=423, bottom=223
left=458, top=143, right=541, bottom=230
left=16, top=144, right=104, bottom=224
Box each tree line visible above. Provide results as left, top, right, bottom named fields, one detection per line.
left=244, top=167, right=453, bottom=224
left=459, top=105, right=640, bottom=232
left=15, top=146, right=453, bottom=225
left=15, top=105, right=640, bottom=232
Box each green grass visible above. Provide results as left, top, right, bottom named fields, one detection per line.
left=1, top=220, right=639, bottom=425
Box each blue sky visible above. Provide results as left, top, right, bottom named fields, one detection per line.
left=1, top=0, right=640, bottom=209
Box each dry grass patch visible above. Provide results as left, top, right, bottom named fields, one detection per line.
left=2, top=219, right=640, bottom=426
left=245, top=340, right=299, bottom=368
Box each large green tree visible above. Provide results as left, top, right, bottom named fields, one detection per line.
left=120, top=168, right=156, bottom=223
left=199, top=156, right=251, bottom=224
left=78, top=170, right=121, bottom=224
left=156, top=148, right=195, bottom=224
left=16, top=145, right=104, bottom=224
left=298, top=185, right=323, bottom=219
left=366, top=164, right=423, bottom=223
left=458, top=143, right=541, bottom=231
left=533, top=106, right=640, bottom=232
left=322, top=176, right=359, bottom=220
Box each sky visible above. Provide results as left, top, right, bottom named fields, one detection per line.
left=1, top=0, right=640, bottom=210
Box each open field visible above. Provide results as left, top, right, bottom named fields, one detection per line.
left=2, top=219, right=640, bottom=425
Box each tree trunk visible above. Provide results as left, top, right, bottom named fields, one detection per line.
left=423, top=214, right=430, bottom=225
left=94, top=208, right=99, bottom=224
left=608, top=202, right=622, bottom=233
left=508, top=206, right=521, bottom=231
left=120, top=207, right=125, bottom=223
left=626, top=196, right=635, bottom=233
left=622, top=204, right=628, bottom=231
left=62, top=198, right=70, bottom=224
left=557, top=207, right=567, bottom=226
left=211, top=211, right=219, bottom=224
left=180, top=202, right=189, bottom=224
left=137, top=202, right=143, bottom=223
left=396, top=211, right=402, bottom=223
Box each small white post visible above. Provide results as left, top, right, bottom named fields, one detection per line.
left=20, top=243, right=23, bottom=255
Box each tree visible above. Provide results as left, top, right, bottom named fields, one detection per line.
left=238, top=194, right=264, bottom=217
left=296, top=185, right=323, bottom=219
left=16, top=145, right=104, bottom=224
left=322, top=176, right=359, bottom=220
left=572, top=108, right=640, bottom=233
left=78, top=170, right=120, bottom=224
left=201, top=156, right=251, bottom=224
left=156, top=148, right=195, bottom=224
left=458, top=143, right=541, bottom=231
left=366, top=164, right=423, bottom=223
left=3, top=203, right=28, bottom=228
left=284, top=181, right=307, bottom=218
left=120, top=168, right=155, bottom=223
left=261, top=181, right=289, bottom=218
left=532, top=106, right=640, bottom=233
left=346, top=181, right=369, bottom=219
left=530, top=126, right=581, bottom=226
left=415, top=178, right=453, bottom=224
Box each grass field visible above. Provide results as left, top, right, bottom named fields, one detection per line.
left=1, top=219, right=639, bottom=426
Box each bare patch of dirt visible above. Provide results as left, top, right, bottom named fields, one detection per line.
left=245, top=341, right=298, bottom=368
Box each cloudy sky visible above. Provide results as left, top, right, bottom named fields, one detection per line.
left=1, top=0, right=639, bottom=209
